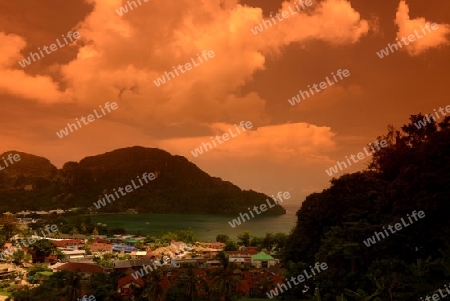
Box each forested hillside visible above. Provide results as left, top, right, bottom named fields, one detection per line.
left=282, top=114, right=450, bottom=300
left=0, top=147, right=286, bottom=215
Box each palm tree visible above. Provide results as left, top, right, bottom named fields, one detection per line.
left=212, top=251, right=240, bottom=301
left=142, top=269, right=164, bottom=301
left=54, top=230, right=63, bottom=239
left=81, top=223, right=87, bottom=234
left=179, top=267, right=203, bottom=301
left=61, top=271, right=82, bottom=301
left=72, top=227, right=79, bottom=238
left=92, top=228, right=99, bottom=236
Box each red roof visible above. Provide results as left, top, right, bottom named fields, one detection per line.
left=118, top=274, right=145, bottom=288
left=94, top=237, right=111, bottom=244
left=89, top=243, right=112, bottom=251
left=52, top=239, right=84, bottom=248
left=55, top=262, right=105, bottom=274
left=226, top=250, right=260, bottom=256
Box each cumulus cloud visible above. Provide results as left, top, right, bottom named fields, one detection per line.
left=258, top=0, right=370, bottom=47
left=55, top=0, right=370, bottom=129
left=0, top=0, right=370, bottom=196
left=395, top=0, right=450, bottom=56
left=0, top=32, right=68, bottom=103
left=0, top=0, right=370, bottom=131
left=160, top=122, right=336, bottom=162
left=158, top=122, right=337, bottom=196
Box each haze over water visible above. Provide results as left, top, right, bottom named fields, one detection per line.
left=90, top=211, right=297, bottom=241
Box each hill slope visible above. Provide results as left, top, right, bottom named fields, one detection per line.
left=0, top=146, right=286, bottom=215
left=282, top=115, right=450, bottom=300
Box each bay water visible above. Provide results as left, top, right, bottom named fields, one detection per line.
left=89, top=211, right=297, bottom=241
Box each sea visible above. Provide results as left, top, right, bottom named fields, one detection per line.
left=89, top=207, right=298, bottom=241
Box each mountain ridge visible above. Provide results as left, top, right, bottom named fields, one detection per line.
left=0, top=146, right=286, bottom=215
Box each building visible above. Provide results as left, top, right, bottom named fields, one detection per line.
left=117, top=274, right=144, bottom=299
left=55, top=262, right=107, bottom=278
left=251, top=252, right=278, bottom=268
left=227, top=247, right=261, bottom=266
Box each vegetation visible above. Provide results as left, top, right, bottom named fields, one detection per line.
left=0, top=147, right=286, bottom=215
left=6, top=112, right=448, bottom=300
left=217, top=232, right=288, bottom=251
left=282, top=114, right=450, bottom=300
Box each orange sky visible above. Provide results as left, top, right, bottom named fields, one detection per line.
left=1, top=0, right=449, bottom=208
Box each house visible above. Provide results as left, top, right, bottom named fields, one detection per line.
left=205, top=260, right=221, bottom=268
left=191, top=246, right=220, bottom=259
left=52, top=239, right=85, bottom=249
left=199, top=242, right=225, bottom=250
left=88, top=243, right=112, bottom=254
left=117, top=274, right=144, bottom=299
left=170, top=257, right=205, bottom=268
left=60, top=249, right=86, bottom=262
left=55, top=262, right=107, bottom=278
left=226, top=248, right=261, bottom=265
left=112, top=244, right=136, bottom=253
left=170, top=240, right=187, bottom=253
left=251, top=252, right=278, bottom=268
left=114, top=259, right=157, bottom=273
left=130, top=250, right=147, bottom=259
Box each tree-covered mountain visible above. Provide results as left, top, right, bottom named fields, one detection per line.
left=0, top=146, right=286, bottom=215
left=282, top=114, right=450, bottom=300
left=0, top=151, right=57, bottom=189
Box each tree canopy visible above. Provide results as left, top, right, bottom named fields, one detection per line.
left=283, top=115, right=450, bottom=300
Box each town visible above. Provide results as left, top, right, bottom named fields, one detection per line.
left=0, top=209, right=289, bottom=300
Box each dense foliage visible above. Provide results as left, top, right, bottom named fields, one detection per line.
left=282, top=114, right=450, bottom=300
